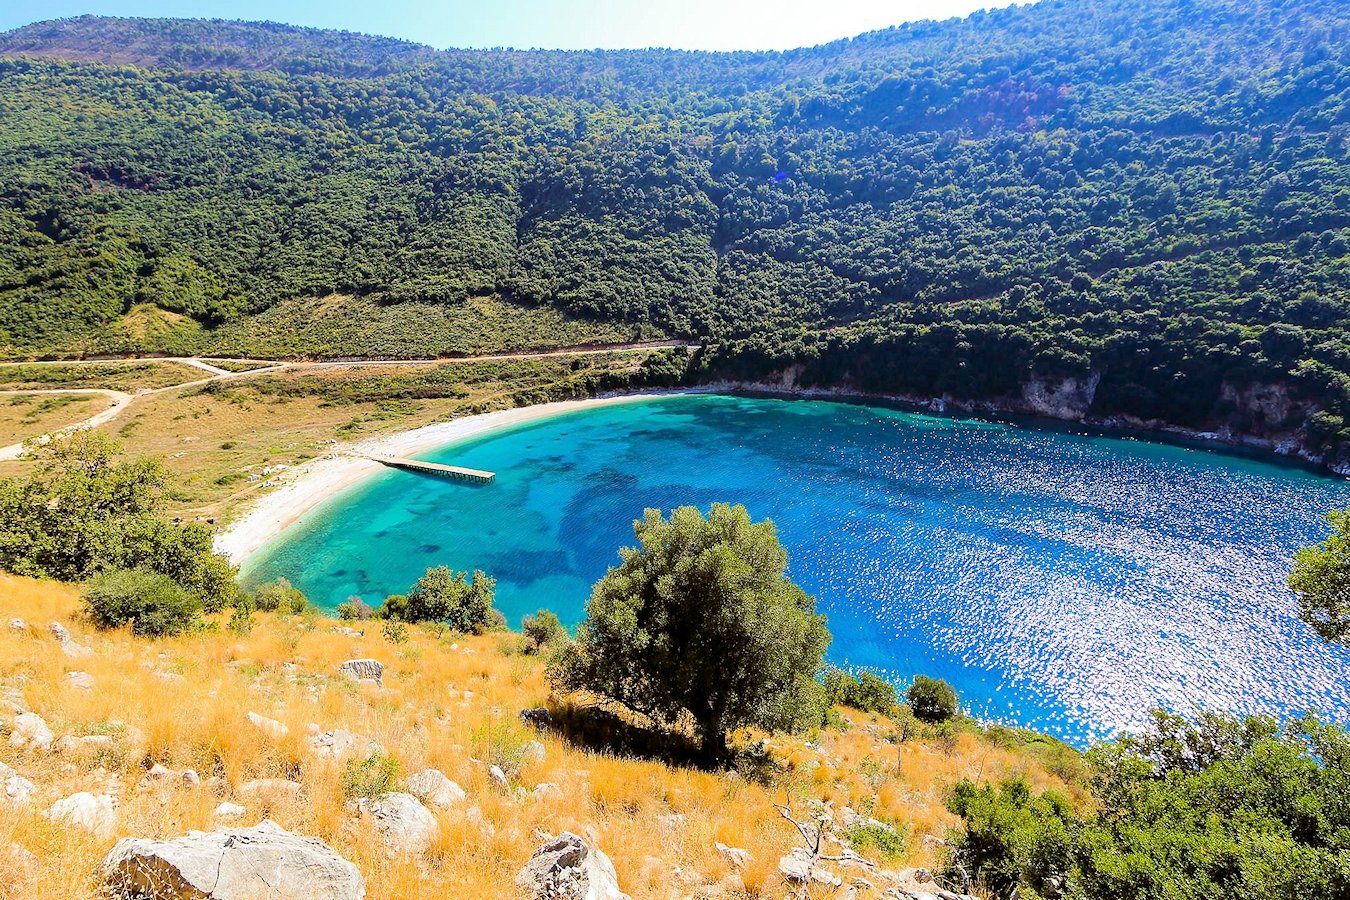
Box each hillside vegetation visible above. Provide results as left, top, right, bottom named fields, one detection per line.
left=0, top=574, right=1081, bottom=898
left=2, top=1, right=1350, bottom=463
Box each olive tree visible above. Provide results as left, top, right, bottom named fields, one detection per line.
left=382, top=566, right=497, bottom=632
left=549, top=503, right=830, bottom=764
left=1290, top=508, right=1350, bottom=644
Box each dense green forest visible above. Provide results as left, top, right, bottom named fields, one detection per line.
left=4, top=1, right=1350, bottom=463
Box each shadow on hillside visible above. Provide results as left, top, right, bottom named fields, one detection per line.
left=535, top=699, right=777, bottom=780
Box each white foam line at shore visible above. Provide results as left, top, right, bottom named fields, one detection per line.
left=213, top=392, right=680, bottom=566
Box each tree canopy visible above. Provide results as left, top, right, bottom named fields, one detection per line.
left=0, top=432, right=237, bottom=607
left=1289, top=508, right=1350, bottom=643
left=945, top=709, right=1350, bottom=899
left=549, top=503, right=830, bottom=763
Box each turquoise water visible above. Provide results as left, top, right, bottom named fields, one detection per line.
left=245, top=394, right=1350, bottom=745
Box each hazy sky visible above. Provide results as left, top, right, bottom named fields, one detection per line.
left=0, top=0, right=1025, bottom=51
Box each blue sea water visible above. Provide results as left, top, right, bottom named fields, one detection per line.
left=244, top=394, right=1350, bottom=746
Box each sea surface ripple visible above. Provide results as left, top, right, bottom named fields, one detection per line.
left=245, top=394, right=1350, bottom=746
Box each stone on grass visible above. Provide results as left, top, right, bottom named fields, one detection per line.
left=65, top=671, right=95, bottom=690
left=520, top=707, right=552, bottom=729
left=213, top=802, right=247, bottom=821
left=50, top=621, right=92, bottom=658
left=488, top=764, right=510, bottom=791
left=8, top=618, right=27, bottom=631
left=101, top=820, right=364, bottom=900
left=516, top=831, right=630, bottom=900
left=46, top=792, right=117, bottom=838
left=521, top=740, right=546, bottom=764
left=8, top=711, right=53, bottom=752
left=337, top=659, right=383, bottom=685
left=406, top=769, right=466, bottom=808
left=246, top=711, right=289, bottom=739
left=237, top=778, right=302, bottom=801
left=348, top=792, right=438, bottom=854
left=715, top=842, right=751, bottom=869
left=1, top=761, right=36, bottom=805
left=306, top=727, right=382, bottom=760
left=779, top=848, right=842, bottom=888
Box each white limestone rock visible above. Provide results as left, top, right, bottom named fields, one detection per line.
left=101, top=820, right=365, bottom=900
left=516, top=831, right=630, bottom=900
left=406, top=768, right=466, bottom=808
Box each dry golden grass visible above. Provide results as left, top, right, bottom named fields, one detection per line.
left=0, top=574, right=1084, bottom=900
left=0, top=394, right=108, bottom=445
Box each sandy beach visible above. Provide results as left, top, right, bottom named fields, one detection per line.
left=213, top=392, right=674, bottom=566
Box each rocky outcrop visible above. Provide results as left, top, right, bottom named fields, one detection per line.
left=246, top=711, right=290, bottom=740
left=516, top=832, right=630, bottom=900
left=337, top=659, right=383, bottom=685
left=101, top=820, right=365, bottom=900
left=1, top=760, right=35, bottom=805
left=778, top=847, right=843, bottom=888
left=406, top=768, right=466, bottom=808
left=46, top=791, right=118, bottom=837
left=348, top=792, right=438, bottom=854
left=8, top=711, right=54, bottom=752
left=50, top=621, right=92, bottom=658
left=236, top=778, right=302, bottom=801
left=1020, top=372, right=1100, bottom=419
left=306, top=726, right=382, bottom=760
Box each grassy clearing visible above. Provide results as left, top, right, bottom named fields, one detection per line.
left=0, top=361, right=204, bottom=392
left=0, top=351, right=676, bottom=523
left=0, top=394, right=103, bottom=445
left=0, top=574, right=1084, bottom=899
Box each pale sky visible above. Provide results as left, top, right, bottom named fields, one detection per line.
left=0, top=0, right=1028, bottom=51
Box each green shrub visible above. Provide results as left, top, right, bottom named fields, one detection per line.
left=252, top=577, right=311, bottom=614
left=340, top=751, right=399, bottom=799
left=383, top=566, right=496, bottom=632
left=824, top=667, right=898, bottom=714
left=381, top=620, right=409, bottom=645
left=521, top=609, right=567, bottom=653
left=906, top=674, right=959, bottom=723
left=83, top=568, right=203, bottom=637
left=846, top=820, right=909, bottom=859
left=336, top=596, right=375, bottom=620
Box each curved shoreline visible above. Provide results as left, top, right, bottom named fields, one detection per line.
left=215, top=383, right=1344, bottom=568
left=213, top=391, right=682, bottom=566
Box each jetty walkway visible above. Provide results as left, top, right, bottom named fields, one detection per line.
left=360, top=454, right=495, bottom=483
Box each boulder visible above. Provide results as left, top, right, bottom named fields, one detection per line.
left=349, top=792, right=438, bottom=854
left=306, top=727, right=382, bottom=760
left=521, top=740, right=547, bottom=764
left=488, top=764, right=510, bottom=791
left=66, top=671, right=95, bottom=690
left=337, top=659, right=383, bottom=685
left=778, top=848, right=842, bottom=888
left=516, top=831, right=630, bottom=900
left=8, top=711, right=54, bottom=752
left=520, top=707, right=553, bottom=729
left=1, top=760, right=36, bottom=805
left=532, top=782, right=562, bottom=801
left=8, top=618, right=27, bottom=631
left=50, top=621, right=92, bottom=658
left=102, top=820, right=365, bottom=900
left=246, top=711, right=289, bottom=739
left=54, top=734, right=113, bottom=754
left=46, top=791, right=118, bottom=837
left=137, top=763, right=201, bottom=793
left=236, top=778, right=302, bottom=801
left=715, top=841, right=751, bottom=869
left=212, top=802, right=246, bottom=821
left=406, top=768, right=466, bottom=808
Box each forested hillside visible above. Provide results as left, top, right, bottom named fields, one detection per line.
left=4, top=1, right=1350, bottom=463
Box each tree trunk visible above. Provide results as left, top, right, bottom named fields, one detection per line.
left=698, top=726, right=728, bottom=767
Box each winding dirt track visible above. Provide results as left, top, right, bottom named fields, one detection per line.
left=0, top=342, right=694, bottom=460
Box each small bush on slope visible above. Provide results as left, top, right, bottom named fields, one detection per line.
left=83, top=568, right=202, bottom=637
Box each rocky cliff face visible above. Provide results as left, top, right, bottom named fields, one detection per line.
left=1020, top=373, right=1101, bottom=420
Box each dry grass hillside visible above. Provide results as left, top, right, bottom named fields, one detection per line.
left=0, top=574, right=1084, bottom=899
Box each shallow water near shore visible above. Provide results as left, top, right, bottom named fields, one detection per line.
left=245, top=393, right=1350, bottom=746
